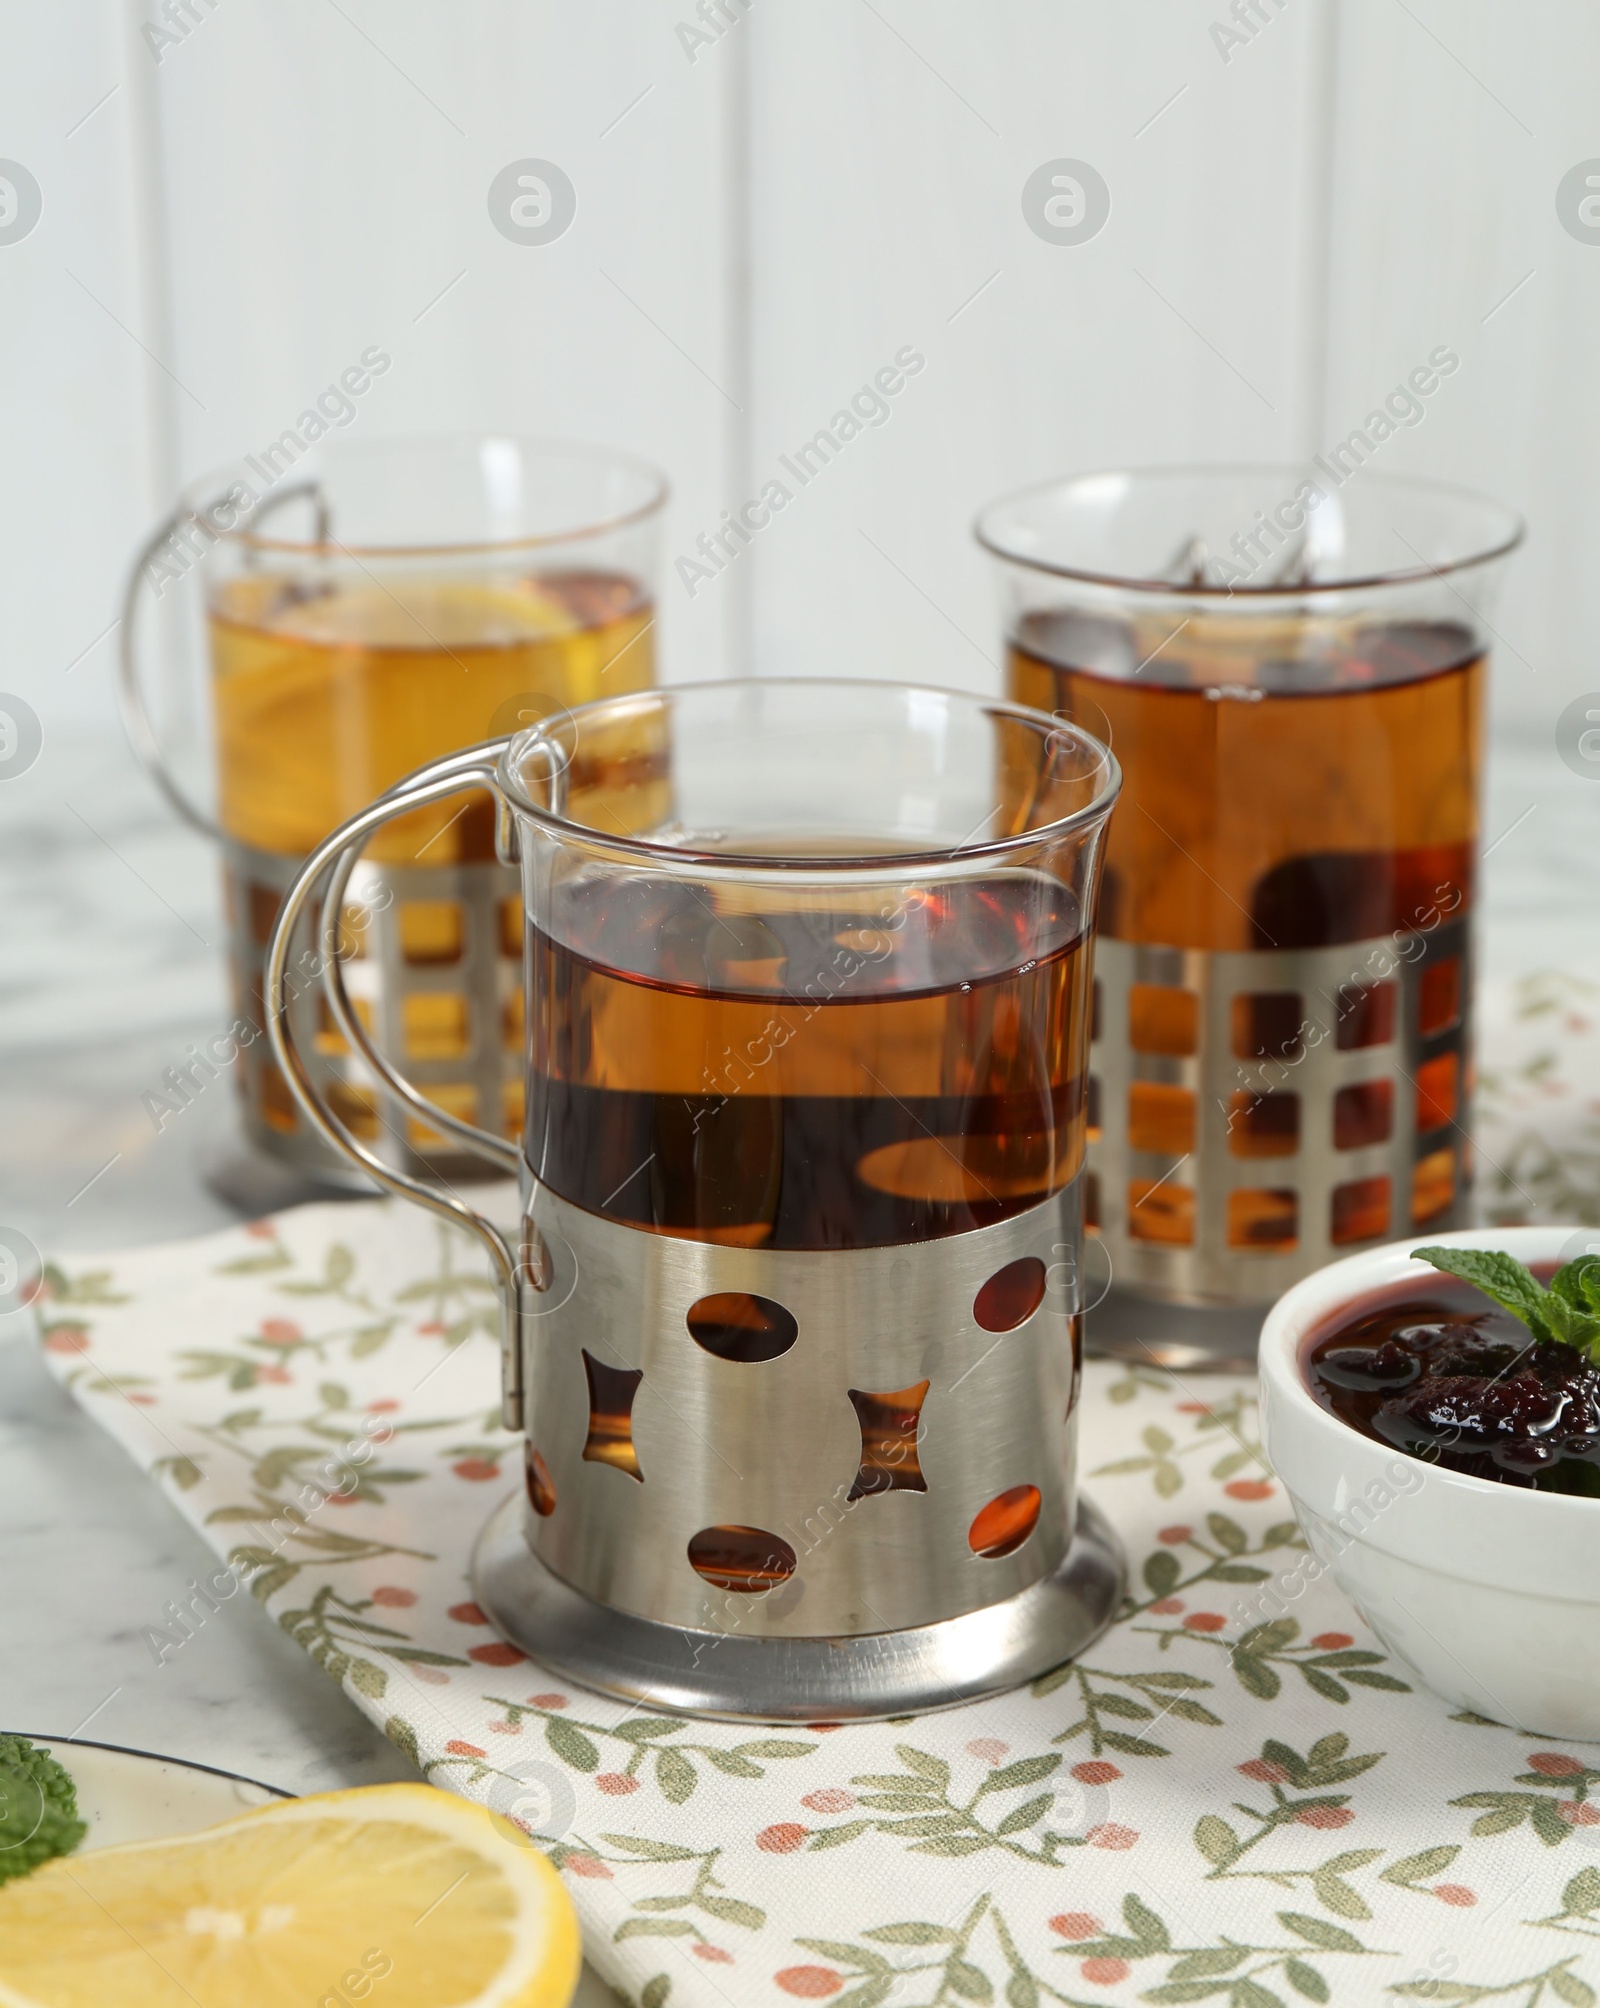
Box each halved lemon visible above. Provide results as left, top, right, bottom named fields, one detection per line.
left=0, top=1782, right=581, bottom=2008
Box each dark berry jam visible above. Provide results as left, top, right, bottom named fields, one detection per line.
left=1305, top=1273, right=1600, bottom=1496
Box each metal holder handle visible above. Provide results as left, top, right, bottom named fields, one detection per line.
left=266, top=737, right=554, bottom=1427
left=117, top=479, right=329, bottom=842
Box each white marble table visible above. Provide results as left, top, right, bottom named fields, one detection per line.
left=2, top=722, right=1597, bottom=1795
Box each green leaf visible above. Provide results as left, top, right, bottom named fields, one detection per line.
left=995, top=1794, right=1054, bottom=1836
left=1121, top=1893, right=1170, bottom=1950
left=797, top=1941, right=888, bottom=1971
left=1341, top=1670, right=1410, bottom=1692
left=615, top=1918, right=696, bottom=1941
left=1098, top=1731, right=1170, bottom=1758
left=1092, top=1693, right=1154, bottom=1721
left=1284, top=1959, right=1329, bottom=2003
left=599, top=1835, right=698, bottom=1861
left=1143, top=1549, right=1182, bottom=1597
left=910, top=1834, right=993, bottom=1856
left=1140, top=1986, right=1235, bottom=2005
left=1467, top=1804, right=1528, bottom=1837
left=640, top=1976, right=671, bottom=2008
left=1232, top=1655, right=1282, bottom=1699
left=1551, top=1253, right=1600, bottom=1314
left=1262, top=1521, right=1304, bottom=1547
left=1562, top=1865, right=1600, bottom=1916
left=1194, top=1815, right=1242, bottom=1867
left=1380, top=1845, right=1459, bottom=1886
left=1237, top=1618, right=1299, bottom=1654
left=861, top=1924, right=961, bottom=1946
left=884, top=1813, right=968, bottom=1838
left=347, top=1658, right=386, bottom=1698
left=1308, top=1871, right=1370, bottom=1922
left=544, top=1717, right=599, bottom=1772
left=1263, top=1740, right=1311, bottom=1785
left=1409, top=1245, right=1557, bottom=1341
left=702, top=1750, right=763, bottom=1778
left=857, top=1793, right=951, bottom=1813
left=1006, top=1970, right=1038, bottom=2008
left=947, top=1958, right=992, bottom=2001
left=1207, top=1512, right=1247, bottom=1554
left=654, top=1747, right=696, bottom=1804
left=1125, top=1671, right=1214, bottom=1691
left=1167, top=1698, right=1225, bottom=1726
left=834, top=1982, right=894, bottom=2008
left=318, top=1381, right=350, bottom=1410
left=1154, top=1463, right=1183, bottom=1497
left=1531, top=1796, right=1574, bottom=1846
left=806, top=1821, right=871, bottom=1850
left=734, top=1739, right=815, bottom=1759
left=1552, top=1970, right=1597, bottom=2008
left=384, top=1715, right=420, bottom=1768
left=982, top=1754, right=1062, bottom=1794
left=697, top=1894, right=764, bottom=1931
left=1144, top=1425, right=1175, bottom=1453
left=1211, top=1564, right=1270, bottom=1583
left=1168, top=1947, right=1249, bottom=1979
left=894, top=1745, right=950, bottom=1791
left=851, top=1774, right=942, bottom=1793
left=1306, top=1733, right=1349, bottom=1769
left=1277, top=1913, right=1364, bottom=1954
left=610, top=1718, right=685, bottom=1743
left=1233, top=1982, right=1287, bottom=2008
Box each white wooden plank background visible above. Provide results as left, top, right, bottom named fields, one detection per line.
left=2, top=0, right=1595, bottom=750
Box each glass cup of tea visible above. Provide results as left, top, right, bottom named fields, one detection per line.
left=266, top=680, right=1123, bottom=1718
left=977, top=466, right=1523, bottom=1367
left=118, top=434, right=666, bottom=1198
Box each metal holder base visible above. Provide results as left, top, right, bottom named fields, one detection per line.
left=472, top=1492, right=1124, bottom=1722
left=1085, top=1285, right=1261, bottom=1374
left=199, top=1140, right=376, bottom=1218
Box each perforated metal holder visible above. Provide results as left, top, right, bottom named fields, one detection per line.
left=472, top=1175, right=1122, bottom=1720
left=1084, top=917, right=1473, bottom=1368
left=227, top=838, right=524, bottom=1186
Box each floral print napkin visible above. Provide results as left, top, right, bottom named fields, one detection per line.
left=36, top=1012, right=1600, bottom=2008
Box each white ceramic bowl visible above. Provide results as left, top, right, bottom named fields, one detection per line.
left=1259, top=1225, right=1600, bottom=1742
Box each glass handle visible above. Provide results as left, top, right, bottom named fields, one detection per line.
left=117, top=503, right=226, bottom=840
left=265, top=743, right=527, bottom=1426
left=118, top=478, right=331, bottom=842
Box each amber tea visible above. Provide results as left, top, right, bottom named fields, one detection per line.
left=526, top=868, right=1095, bottom=1248
left=1009, top=613, right=1483, bottom=953
left=211, top=568, right=654, bottom=861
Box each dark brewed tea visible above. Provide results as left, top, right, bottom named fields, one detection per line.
left=525, top=869, right=1093, bottom=1249
left=1009, top=614, right=1484, bottom=950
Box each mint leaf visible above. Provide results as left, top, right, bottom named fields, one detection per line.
left=1411, top=1246, right=1600, bottom=1363
left=1550, top=1254, right=1600, bottom=1316
left=0, top=1737, right=87, bottom=1886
